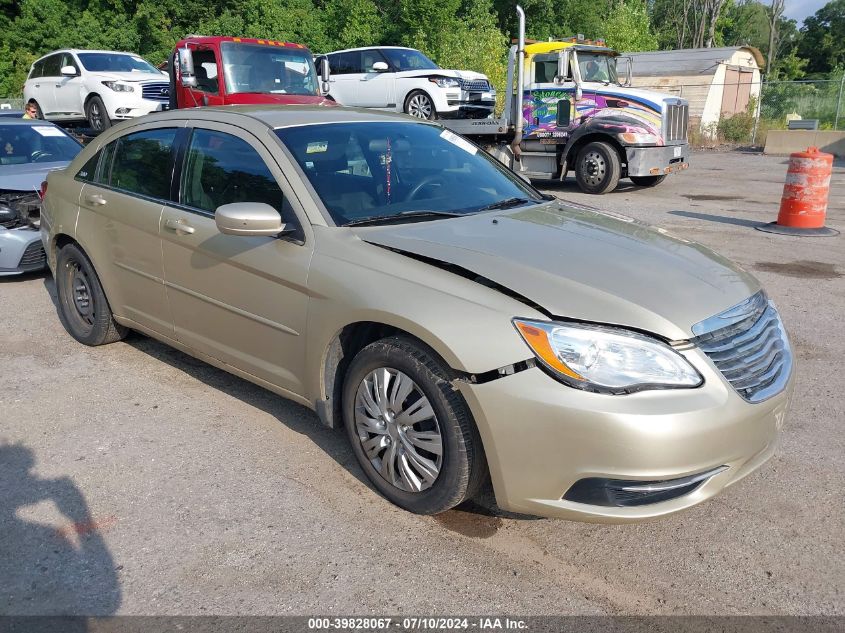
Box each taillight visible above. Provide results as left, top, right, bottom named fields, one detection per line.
left=39, top=180, right=48, bottom=200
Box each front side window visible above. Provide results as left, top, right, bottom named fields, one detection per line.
left=533, top=54, right=559, bottom=84
left=380, top=49, right=439, bottom=72
left=0, top=124, right=81, bottom=166
left=109, top=128, right=177, bottom=199
left=180, top=129, right=285, bottom=215
left=60, top=53, right=79, bottom=74
left=221, top=43, right=318, bottom=96
left=190, top=49, right=219, bottom=94
left=578, top=53, right=618, bottom=84
left=76, top=53, right=159, bottom=74
left=276, top=122, right=542, bottom=226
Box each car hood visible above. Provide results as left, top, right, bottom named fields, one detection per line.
left=396, top=69, right=489, bottom=82
left=0, top=161, right=70, bottom=191
left=356, top=202, right=760, bottom=340
left=93, top=71, right=168, bottom=83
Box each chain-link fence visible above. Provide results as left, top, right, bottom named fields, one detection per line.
left=753, top=78, right=844, bottom=142
left=0, top=97, right=25, bottom=113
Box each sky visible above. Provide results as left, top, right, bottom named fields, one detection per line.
left=782, top=0, right=827, bottom=22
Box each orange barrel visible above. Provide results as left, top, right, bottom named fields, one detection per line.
left=776, top=146, right=833, bottom=229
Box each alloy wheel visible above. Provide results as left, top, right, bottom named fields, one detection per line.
left=406, top=94, right=433, bottom=119
left=354, top=368, right=443, bottom=493
left=89, top=102, right=104, bottom=130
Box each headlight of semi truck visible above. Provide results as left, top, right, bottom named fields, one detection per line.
left=513, top=318, right=702, bottom=394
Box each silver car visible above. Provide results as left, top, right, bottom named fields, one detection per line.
left=1, top=119, right=82, bottom=275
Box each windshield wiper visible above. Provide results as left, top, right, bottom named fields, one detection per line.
left=477, top=197, right=536, bottom=211
left=344, top=210, right=465, bottom=227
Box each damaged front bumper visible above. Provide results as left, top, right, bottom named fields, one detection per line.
left=0, top=191, right=46, bottom=275
left=625, top=143, right=690, bottom=177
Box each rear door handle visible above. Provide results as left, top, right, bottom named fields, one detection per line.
left=84, top=194, right=107, bottom=206
left=164, top=218, right=195, bottom=234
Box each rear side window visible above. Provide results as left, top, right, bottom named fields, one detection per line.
left=329, top=51, right=363, bottom=75
left=180, top=129, right=284, bottom=214
left=109, top=128, right=178, bottom=199
left=29, top=60, right=45, bottom=79
left=41, top=55, right=62, bottom=78
left=75, top=152, right=101, bottom=182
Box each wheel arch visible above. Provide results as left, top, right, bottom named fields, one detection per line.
left=316, top=320, right=461, bottom=430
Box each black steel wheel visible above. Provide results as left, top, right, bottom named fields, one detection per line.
left=575, top=141, right=621, bottom=194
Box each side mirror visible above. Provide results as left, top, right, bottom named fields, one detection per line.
left=555, top=51, right=568, bottom=85
left=60, top=66, right=77, bottom=77
left=215, top=202, right=285, bottom=237
left=177, top=48, right=197, bottom=88
left=623, top=56, right=633, bottom=87
left=316, top=55, right=331, bottom=95
left=575, top=85, right=583, bottom=101
left=372, top=61, right=388, bottom=72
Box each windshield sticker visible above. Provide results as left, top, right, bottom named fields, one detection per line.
left=32, top=126, right=65, bottom=137
left=439, top=129, right=477, bottom=155
left=306, top=141, right=328, bottom=154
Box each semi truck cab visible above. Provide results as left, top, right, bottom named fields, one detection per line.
left=169, top=36, right=334, bottom=109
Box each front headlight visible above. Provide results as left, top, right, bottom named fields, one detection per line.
left=101, top=81, right=134, bottom=92
left=619, top=132, right=659, bottom=145
left=513, top=319, right=703, bottom=394
left=429, top=76, right=461, bottom=88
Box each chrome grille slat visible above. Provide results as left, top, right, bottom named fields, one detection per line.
left=663, top=102, right=689, bottom=142
left=141, top=82, right=170, bottom=102
left=458, top=78, right=490, bottom=92
left=693, top=295, right=792, bottom=403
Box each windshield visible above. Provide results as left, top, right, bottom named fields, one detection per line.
left=381, top=49, right=439, bottom=72
left=77, top=53, right=159, bottom=74
left=222, top=43, right=318, bottom=96
left=0, top=124, right=82, bottom=166
left=276, top=122, right=542, bottom=226
left=578, top=53, right=618, bottom=84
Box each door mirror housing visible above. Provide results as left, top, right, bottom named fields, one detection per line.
left=215, top=202, right=286, bottom=237
left=570, top=50, right=583, bottom=101
left=372, top=61, right=389, bottom=72
left=554, top=50, right=570, bottom=85
left=316, top=55, right=331, bottom=95
left=177, top=48, right=197, bottom=88
left=60, top=65, right=78, bottom=77
left=622, top=56, right=633, bottom=87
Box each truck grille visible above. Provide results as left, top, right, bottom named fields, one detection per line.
left=692, top=292, right=792, bottom=403
left=664, top=102, right=688, bottom=142
left=459, top=78, right=491, bottom=92
left=18, top=241, right=46, bottom=269
left=142, top=82, right=170, bottom=102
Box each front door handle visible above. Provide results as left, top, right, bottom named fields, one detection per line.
left=164, top=218, right=195, bottom=234
left=84, top=194, right=107, bottom=206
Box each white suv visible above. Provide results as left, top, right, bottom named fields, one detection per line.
left=23, top=50, right=170, bottom=132
left=322, top=47, right=495, bottom=120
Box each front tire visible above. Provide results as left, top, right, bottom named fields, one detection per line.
left=56, top=243, right=127, bottom=346
left=342, top=336, right=486, bottom=514
left=404, top=90, right=436, bottom=120
left=575, top=141, right=621, bottom=194
left=630, top=175, right=667, bottom=187
left=86, top=96, right=111, bottom=132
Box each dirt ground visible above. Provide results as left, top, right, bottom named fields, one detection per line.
left=1, top=149, right=842, bottom=616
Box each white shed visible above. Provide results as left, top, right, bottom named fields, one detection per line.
left=625, top=47, right=764, bottom=132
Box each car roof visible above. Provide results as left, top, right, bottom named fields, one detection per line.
left=136, top=105, right=425, bottom=129
left=0, top=119, right=68, bottom=129
left=325, top=46, right=418, bottom=55
left=33, top=50, right=148, bottom=62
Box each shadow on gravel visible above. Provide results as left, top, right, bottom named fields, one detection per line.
left=668, top=210, right=765, bottom=229
left=125, top=335, right=371, bottom=491
left=0, top=443, right=121, bottom=623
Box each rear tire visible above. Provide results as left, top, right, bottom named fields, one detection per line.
left=342, top=336, right=487, bottom=514
left=86, top=96, right=111, bottom=132
left=630, top=175, right=667, bottom=187
left=575, top=141, right=621, bottom=194
left=56, top=243, right=127, bottom=346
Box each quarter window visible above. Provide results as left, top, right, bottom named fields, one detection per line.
left=109, top=128, right=178, bottom=199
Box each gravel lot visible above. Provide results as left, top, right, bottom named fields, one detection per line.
left=1, top=150, right=843, bottom=616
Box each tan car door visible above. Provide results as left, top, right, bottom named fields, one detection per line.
left=159, top=122, right=313, bottom=398
left=75, top=123, right=182, bottom=337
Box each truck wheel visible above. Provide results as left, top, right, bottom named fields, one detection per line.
left=404, top=91, right=436, bottom=120
left=630, top=175, right=667, bottom=187
left=575, top=141, right=621, bottom=194
left=86, top=96, right=112, bottom=132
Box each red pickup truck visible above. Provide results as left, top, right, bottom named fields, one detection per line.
left=168, top=36, right=334, bottom=108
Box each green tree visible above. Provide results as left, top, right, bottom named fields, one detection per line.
left=798, top=0, right=845, bottom=76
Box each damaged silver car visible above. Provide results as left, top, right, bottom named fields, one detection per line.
left=1, top=120, right=82, bottom=275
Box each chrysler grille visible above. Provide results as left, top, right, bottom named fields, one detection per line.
left=142, top=82, right=170, bottom=102
left=664, top=102, right=689, bottom=142
left=692, top=292, right=792, bottom=403
left=458, top=78, right=491, bottom=92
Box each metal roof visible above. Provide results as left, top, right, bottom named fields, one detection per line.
left=625, top=47, right=764, bottom=77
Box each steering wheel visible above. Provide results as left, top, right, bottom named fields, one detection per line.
left=406, top=174, right=447, bottom=201
left=30, top=150, right=54, bottom=163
